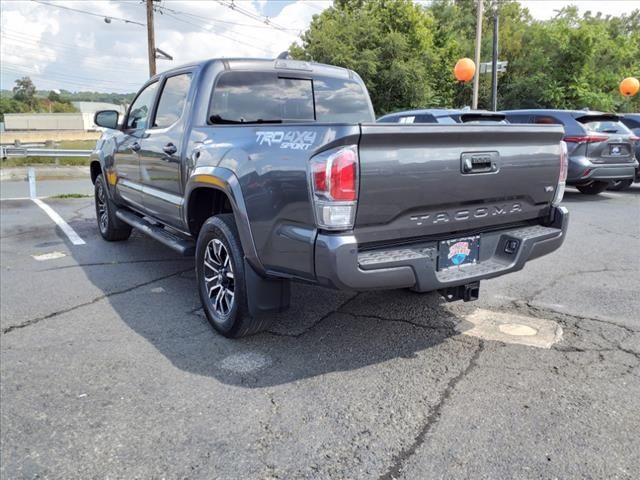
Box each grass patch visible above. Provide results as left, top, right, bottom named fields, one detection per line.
left=0, top=157, right=91, bottom=168
left=57, top=140, right=98, bottom=150
left=49, top=193, right=92, bottom=199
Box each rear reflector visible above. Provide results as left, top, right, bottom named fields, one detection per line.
left=563, top=135, right=608, bottom=143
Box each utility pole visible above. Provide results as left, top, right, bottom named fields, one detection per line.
left=490, top=12, right=499, bottom=111
left=472, top=0, right=483, bottom=109
left=146, top=0, right=156, bottom=77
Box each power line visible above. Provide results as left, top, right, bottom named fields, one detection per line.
left=1, top=31, right=147, bottom=68
left=2, top=70, right=139, bottom=93
left=158, top=11, right=275, bottom=55
left=213, top=0, right=294, bottom=33
left=2, top=64, right=142, bottom=88
left=148, top=3, right=300, bottom=32
left=29, top=0, right=145, bottom=27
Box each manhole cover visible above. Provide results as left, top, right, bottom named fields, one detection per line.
left=498, top=323, right=538, bottom=336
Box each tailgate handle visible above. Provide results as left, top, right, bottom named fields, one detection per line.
left=461, top=152, right=499, bottom=174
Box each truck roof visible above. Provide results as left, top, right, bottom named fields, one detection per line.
left=384, top=108, right=497, bottom=117
left=153, top=57, right=355, bottom=81
left=501, top=108, right=617, bottom=119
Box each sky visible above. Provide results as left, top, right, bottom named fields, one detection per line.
left=1, top=0, right=637, bottom=94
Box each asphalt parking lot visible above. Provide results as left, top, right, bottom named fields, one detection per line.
left=1, top=186, right=639, bottom=479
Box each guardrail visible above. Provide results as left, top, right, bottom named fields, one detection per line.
left=1, top=146, right=92, bottom=158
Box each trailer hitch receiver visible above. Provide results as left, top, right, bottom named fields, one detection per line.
left=439, top=281, right=480, bottom=302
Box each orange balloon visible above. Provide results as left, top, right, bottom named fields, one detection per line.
left=620, top=77, right=639, bottom=97
left=454, top=58, right=476, bottom=82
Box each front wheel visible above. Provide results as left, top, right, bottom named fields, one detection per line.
left=196, top=214, right=272, bottom=338
left=608, top=179, right=633, bottom=191
left=94, top=174, right=132, bottom=241
left=576, top=181, right=609, bottom=195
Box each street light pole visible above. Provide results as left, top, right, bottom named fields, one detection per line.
left=490, top=12, right=499, bottom=111
left=146, top=0, right=156, bottom=77
left=472, top=0, right=483, bottom=109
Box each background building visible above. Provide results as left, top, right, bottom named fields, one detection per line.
left=3, top=102, right=126, bottom=131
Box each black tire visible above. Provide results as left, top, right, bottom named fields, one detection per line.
left=196, top=214, right=272, bottom=338
left=608, top=179, right=633, bottom=191
left=576, top=181, right=609, bottom=195
left=94, top=174, right=132, bottom=241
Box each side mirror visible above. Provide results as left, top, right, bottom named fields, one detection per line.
left=94, top=110, right=120, bottom=130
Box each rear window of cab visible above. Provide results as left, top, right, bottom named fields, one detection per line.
left=208, top=71, right=373, bottom=124
left=579, top=120, right=632, bottom=135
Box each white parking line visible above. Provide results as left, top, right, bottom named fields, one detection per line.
left=32, top=198, right=86, bottom=246
left=0, top=197, right=41, bottom=201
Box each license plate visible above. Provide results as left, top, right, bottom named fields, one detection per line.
left=438, top=236, right=480, bottom=270
left=609, top=144, right=627, bottom=156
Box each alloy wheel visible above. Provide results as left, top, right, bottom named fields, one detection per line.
left=96, top=182, right=108, bottom=233
left=203, top=238, right=235, bottom=316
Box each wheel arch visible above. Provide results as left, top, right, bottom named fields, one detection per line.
left=184, top=168, right=264, bottom=274
left=90, top=160, right=102, bottom=184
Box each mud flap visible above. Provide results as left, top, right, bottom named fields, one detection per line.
left=244, top=258, right=291, bottom=317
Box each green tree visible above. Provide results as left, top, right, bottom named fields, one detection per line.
left=291, top=0, right=640, bottom=113
left=47, top=90, right=62, bottom=102
left=0, top=96, right=28, bottom=122
left=291, top=0, right=437, bottom=115
left=12, top=77, right=37, bottom=108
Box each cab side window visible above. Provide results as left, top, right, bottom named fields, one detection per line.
left=154, top=73, right=192, bottom=128
left=415, top=114, right=437, bottom=123
left=505, top=114, right=531, bottom=123
left=534, top=115, right=561, bottom=125
left=126, top=81, right=159, bottom=130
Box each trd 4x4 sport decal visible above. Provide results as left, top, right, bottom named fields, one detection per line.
left=256, top=131, right=317, bottom=150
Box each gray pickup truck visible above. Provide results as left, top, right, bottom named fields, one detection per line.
left=91, top=58, right=569, bottom=338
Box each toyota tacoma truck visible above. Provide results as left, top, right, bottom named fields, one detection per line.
left=90, top=57, right=569, bottom=338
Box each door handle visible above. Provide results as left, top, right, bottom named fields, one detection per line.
left=461, top=152, right=498, bottom=174
left=131, top=142, right=141, bottom=152
left=163, top=143, right=177, bottom=155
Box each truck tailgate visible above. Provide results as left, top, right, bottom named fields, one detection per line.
left=355, top=124, right=564, bottom=244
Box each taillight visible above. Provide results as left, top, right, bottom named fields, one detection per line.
left=310, top=145, right=358, bottom=230
left=630, top=135, right=640, bottom=142
left=563, top=135, right=608, bottom=143
left=553, top=141, right=568, bottom=206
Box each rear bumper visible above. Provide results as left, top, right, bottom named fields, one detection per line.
left=314, top=207, right=569, bottom=292
left=568, top=158, right=638, bottom=184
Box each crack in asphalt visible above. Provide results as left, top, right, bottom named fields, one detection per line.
left=40, top=258, right=190, bottom=271
left=521, top=266, right=637, bottom=305
left=583, top=221, right=639, bottom=241
left=505, top=300, right=640, bottom=377
left=2, top=268, right=192, bottom=335
left=263, top=292, right=362, bottom=338
left=510, top=299, right=639, bottom=334
left=340, top=311, right=457, bottom=334
left=378, top=340, right=485, bottom=480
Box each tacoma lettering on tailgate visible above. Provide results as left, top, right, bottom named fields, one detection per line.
left=410, top=203, right=523, bottom=226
